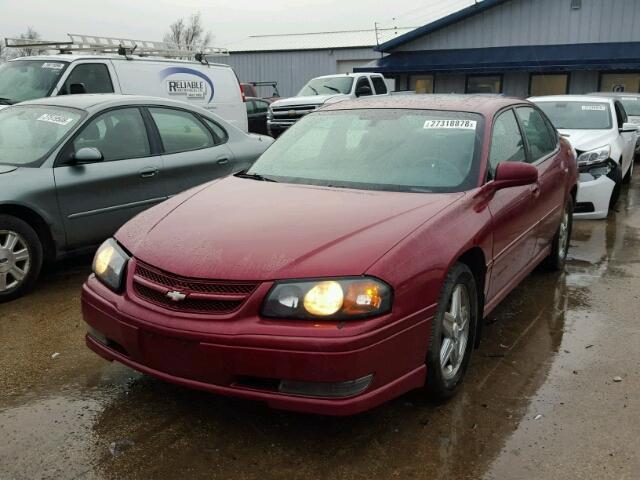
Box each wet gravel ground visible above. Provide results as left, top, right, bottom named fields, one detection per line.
left=2, top=175, right=640, bottom=480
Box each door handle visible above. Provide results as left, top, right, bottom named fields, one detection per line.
left=216, top=158, right=230, bottom=165
left=139, top=167, right=159, bottom=178
left=531, top=183, right=541, bottom=197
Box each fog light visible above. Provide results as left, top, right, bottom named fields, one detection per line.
left=87, top=325, right=107, bottom=345
left=278, top=374, right=374, bottom=398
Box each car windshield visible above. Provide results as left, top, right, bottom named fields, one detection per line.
left=0, top=105, right=83, bottom=166
left=619, top=97, right=640, bottom=116
left=536, top=101, right=612, bottom=130
left=298, top=77, right=354, bottom=96
left=248, top=109, right=483, bottom=193
left=0, top=60, right=69, bottom=104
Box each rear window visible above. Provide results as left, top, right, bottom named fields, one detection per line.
left=371, top=77, right=388, bottom=95
left=535, top=101, right=612, bottom=130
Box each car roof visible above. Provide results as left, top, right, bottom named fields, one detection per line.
left=17, top=94, right=201, bottom=112
left=588, top=92, right=640, bottom=98
left=530, top=95, right=614, bottom=103
left=321, top=94, right=527, bottom=116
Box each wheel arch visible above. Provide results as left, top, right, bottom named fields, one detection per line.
left=0, top=204, right=57, bottom=262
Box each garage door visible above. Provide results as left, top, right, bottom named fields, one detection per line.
left=336, top=60, right=375, bottom=74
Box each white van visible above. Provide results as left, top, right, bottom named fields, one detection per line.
left=0, top=54, right=248, bottom=131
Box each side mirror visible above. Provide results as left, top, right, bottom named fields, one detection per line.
left=620, top=122, right=639, bottom=133
left=355, top=85, right=372, bottom=97
left=70, top=147, right=103, bottom=165
left=493, top=162, right=538, bottom=189
left=69, top=83, right=87, bottom=95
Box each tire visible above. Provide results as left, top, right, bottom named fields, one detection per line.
left=0, top=215, right=43, bottom=303
left=622, top=160, right=633, bottom=184
left=426, top=262, right=478, bottom=399
left=544, top=196, right=573, bottom=271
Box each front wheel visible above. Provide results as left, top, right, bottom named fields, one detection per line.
left=544, top=196, right=573, bottom=271
left=426, top=263, right=478, bottom=399
left=0, top=215, right=43, bottom=303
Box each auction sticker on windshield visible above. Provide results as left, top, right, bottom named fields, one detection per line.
left=582, top=105, right=606, bottom=111
left=41, top=63, right=65, bottom=70
left=424, top=119, right=477, bottom=130
left=37, top=113, right=74, bottom=126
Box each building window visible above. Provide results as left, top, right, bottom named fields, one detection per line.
left=466, top=75, right=502, bottom=94
left=600, top=73, right=640, bottom=93
left=530, top=74, right=569, bottom=96
left=409, top=75, right=434, bottom=94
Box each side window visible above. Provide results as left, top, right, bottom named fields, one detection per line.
left=614, top=101, right=627, bottom=127
left=246, top=100, right=256, bottom=115
left=202, top=117, right=229, bottom=145
left=489, top=110, right=526, bottom=178
left=355, top=77, right=373, bottom=97
left=254, top=100, right=269, bottom=113
left=62, top=63, right=114, bottom=94
left=515, top=107, right=557, bottom=162
left=73, top=108, right=150, bottom=162
left=371, top=76, right=388, bottom=95
left=149, top=108, right=214, bottom=154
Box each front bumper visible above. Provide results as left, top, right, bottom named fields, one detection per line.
left=81, top=276, right=430, bottom=416
left=575, top=172, right=616, bottom=220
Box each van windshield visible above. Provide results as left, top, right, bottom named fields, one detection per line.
left=298, top=77, right=354, bottom=96
left=0, top=105, right=83, bottom=167
left=0, top=60, right=69, bottom=104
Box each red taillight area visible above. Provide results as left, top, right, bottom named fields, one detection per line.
left=239, top=83, right=246, bottom=102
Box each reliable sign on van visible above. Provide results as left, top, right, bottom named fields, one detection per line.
left=159, top=67, right=215, bottom=102
left=167, top=80, right=206, bottom=98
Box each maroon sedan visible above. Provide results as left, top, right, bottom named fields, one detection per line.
left=82, top=95, right=578, bottom=415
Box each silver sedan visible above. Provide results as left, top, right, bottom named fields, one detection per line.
left=0, top=94, right=273, bottom=301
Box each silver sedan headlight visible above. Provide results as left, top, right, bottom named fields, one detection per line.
left=577, top=145, right=610, bottom=166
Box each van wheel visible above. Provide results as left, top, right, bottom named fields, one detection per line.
left=0, top=215, right=43, bottom=303
left=426, top=263, right=478, bottom=399
left=544, top=197, right=573, bottom=271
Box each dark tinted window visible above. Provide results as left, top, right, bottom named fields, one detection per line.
left=355, top=77, right=373, bottom=96
left=516, top=107, right=557, bottom=161
left=489, top=110, right=526, bottom=177
left=371, top=76, right=388, bottom=95
left=614, top=101, right=627, bottom=127
left=246, top=100, right=256, bottom=115
left=63, top=63, right=113, bottom=94
left=150, top=108, right=214, bottom=154
left=203, top=117, right=229, bottom=145
left=73, top=108, right=150, bottom=161
left=254, top=100, right=269, bottom=113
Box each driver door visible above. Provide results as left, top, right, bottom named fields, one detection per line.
left=53, top=107, right=166, bottom=249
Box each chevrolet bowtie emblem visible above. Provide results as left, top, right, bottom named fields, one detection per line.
left=166, top=290, right=187, bottom=302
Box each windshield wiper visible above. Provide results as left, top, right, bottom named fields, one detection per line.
left=307, top=86, right=319, bottom=95
left=323, top=85, right=341, bottom=94
left=0, top=97, right=14, bottom=105
left=234, top=171, right=278, bottom=182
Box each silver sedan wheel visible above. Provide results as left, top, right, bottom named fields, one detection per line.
left=558, top=208, right=570, bottom=260
left=0, top=230, right=31, bottom=292
left=440, top=284, right=470, bottom=380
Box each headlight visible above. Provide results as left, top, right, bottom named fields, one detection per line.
left=262, top=277, right=392, bottom=320
left=577, top=145, right=610, bottom=166
left=92, top=238, right=129, bottom=291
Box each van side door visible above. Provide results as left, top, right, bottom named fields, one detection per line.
left=54, top=61, right=118, bottom=96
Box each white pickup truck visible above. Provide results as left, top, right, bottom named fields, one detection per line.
left=267, top=73, right=390, bottom=136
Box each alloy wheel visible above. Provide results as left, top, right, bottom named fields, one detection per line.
left=440, top=284, right=470, bottom=380
left=0, top=230, right=31, bottom=292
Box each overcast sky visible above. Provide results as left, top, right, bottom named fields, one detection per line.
left=0, top=0, right=475, bottom=46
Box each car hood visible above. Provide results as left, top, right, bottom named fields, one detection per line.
left=270, top=94, right=346, bottom=108
left=116, top=177, right=463, bottom=281
left=558, top=129, right=614, bottom=151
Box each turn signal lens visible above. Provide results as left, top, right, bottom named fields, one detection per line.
left=303, top=281, right=344, bottom=316
left=262, top=277, right=392, bottom=320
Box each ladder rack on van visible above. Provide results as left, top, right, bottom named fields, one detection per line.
left=4, top=34, right=229, bottom=61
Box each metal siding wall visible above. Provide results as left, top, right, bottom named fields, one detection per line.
left=398, top=0, right=640, bottom=51
left=224, top=48, right=380, bottom=97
